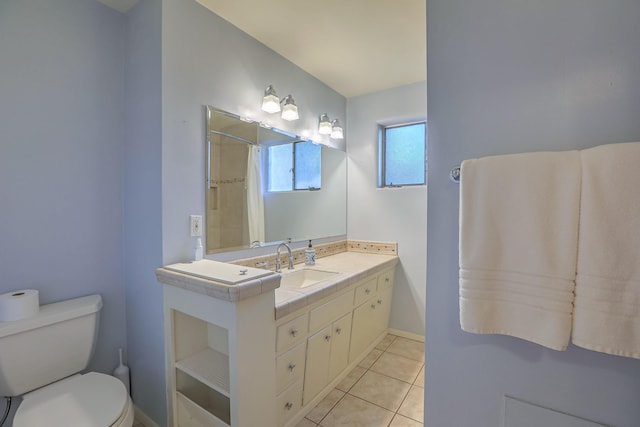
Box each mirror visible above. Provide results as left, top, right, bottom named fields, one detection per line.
left=206, top=106, right=347, bottom=254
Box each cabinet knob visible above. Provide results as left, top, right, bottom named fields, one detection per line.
left=335, top=327, right=342, bottom=335
left=377, top=299, right=383, bottom=305
left=290, top=328, right=298, bottom=337
left=325, top=334, right=332, bottom=341
left=285, top=402, right=293, bottom=410
left=288, top=363, right=296, bottom=372
left=385, top=277, right=390, bottom=282
left=365, top=288, right=371, bottom=294
left=371, top=304, right=376, bottom=309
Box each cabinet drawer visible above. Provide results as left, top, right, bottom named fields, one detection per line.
left=276, top=313, right=308, bottom=353
left=377, top=269, right=394, bottom=290
left=354, top=278, right=377, bottom=306
left=309, top=290, right=354, bottom=333
left=276, top=342, right=306, bottom=394
left=277, top=382, right=303, bottom=426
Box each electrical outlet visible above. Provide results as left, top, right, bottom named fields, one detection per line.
left=190, top=215, right=202, bottom=237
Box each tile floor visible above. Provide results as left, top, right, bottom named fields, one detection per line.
left=296, top=334, right=424, bottom=427
left=133, top=334, right=424, bottom=427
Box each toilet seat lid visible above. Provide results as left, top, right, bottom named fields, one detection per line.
left=15, top=372, right=127, bottom=427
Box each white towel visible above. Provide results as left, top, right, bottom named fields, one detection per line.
left=572, top=142, right=640, bottom=358
left=459, top=150, right=581, bottom=350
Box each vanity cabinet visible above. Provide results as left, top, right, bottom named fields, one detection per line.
left=158, top=256, right=396, bottom=427
left=277, top=266, right=396, bottom=427
left=349, top=270, right=394, bottom=363
left=162, top=283, right=277, bottom=427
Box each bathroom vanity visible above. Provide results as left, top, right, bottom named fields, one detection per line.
left=157, top=243, right=397, bottom=427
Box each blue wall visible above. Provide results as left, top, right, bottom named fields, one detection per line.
left=0, top=0, right=127, bottom=377
left=426, top=1, right=640, bottom=426
left=347, top=82, right=427, bottom=337
left=123, top=0, right=164, bottom=421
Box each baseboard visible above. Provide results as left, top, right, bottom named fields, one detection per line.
left=134, top=405, right=160, bottom=427
left=388, top=328, right=425, bottom=342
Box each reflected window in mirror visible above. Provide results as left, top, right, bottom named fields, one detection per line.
left=268, top=141, right=321, bottom=192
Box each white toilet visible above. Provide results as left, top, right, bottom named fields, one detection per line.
left=0, top=294, right=134, bottom=427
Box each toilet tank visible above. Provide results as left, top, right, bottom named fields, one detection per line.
left=0, top=294, right=103, bottom=396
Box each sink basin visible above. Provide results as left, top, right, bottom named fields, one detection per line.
left=280, top=269, right=339, bottom=289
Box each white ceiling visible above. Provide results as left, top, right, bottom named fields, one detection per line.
left=99, top=0, right=426, bottom=98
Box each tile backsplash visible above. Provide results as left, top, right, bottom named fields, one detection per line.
left=231, top=240, right=397, bottom=271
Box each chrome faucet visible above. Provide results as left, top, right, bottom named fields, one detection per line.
left=275, top=243, right=294, bottom=273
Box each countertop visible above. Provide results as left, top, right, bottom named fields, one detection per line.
left=156, top=251, right=398, bottom=317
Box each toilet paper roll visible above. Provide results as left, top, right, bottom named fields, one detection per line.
left=0, top=289, right=39, bottom=322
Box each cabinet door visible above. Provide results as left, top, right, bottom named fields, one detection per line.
left=303, top=325, right=332, bottom=405
left=328, top=313, right=352, bottom=381
left=349, top=300, right=376, bottom=363
left=373, top=286, right=393, bottom=337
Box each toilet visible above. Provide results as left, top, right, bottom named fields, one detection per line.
left=0, top=294, right=134, bottom=427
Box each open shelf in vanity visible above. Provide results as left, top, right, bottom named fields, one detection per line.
left=172, top=309, right=231, bottom=426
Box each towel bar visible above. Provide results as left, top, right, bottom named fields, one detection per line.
left=450, top=166, right=461, bottom=183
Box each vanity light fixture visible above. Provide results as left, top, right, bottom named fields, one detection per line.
left=318, top=113, right=332, bottom=135
left=261, top=85, right=300, bottom=121
left=280, top=95, right=299, bottom=121
left=261, top=85, right=281, bottom=114
left=330, top=119, right=344, bottom=139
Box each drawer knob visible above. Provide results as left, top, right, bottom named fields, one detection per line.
left=285, top=402, right=293, bottom=410
left=371, top=304, right=376, bottom=309
left=385, top=277, right=390, bottom=282
left=290, top=328, right=299, bottom=337
left=377, top=299, right=383, bottom=305
left=325, top=334, right=331, bottom=341
left=288, top=363, right=296, bottom=372
left=365, top=288, right=371, bottom=294
left=335, top=327, right=342, bottom=335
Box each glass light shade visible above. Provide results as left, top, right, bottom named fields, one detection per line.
left=330, top=119, right=344, bottom=139
left=318, top=113, right=332, bottom=135
left=261, top=85, right=281, bottom=113
left=281, top=95, right=299, bottom=121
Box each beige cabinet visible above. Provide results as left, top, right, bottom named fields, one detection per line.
left=349, top=269, right=395, bottom=363
left=276, top=265, right=396, bottom=427
left=163, top=284, right=277, bottom=427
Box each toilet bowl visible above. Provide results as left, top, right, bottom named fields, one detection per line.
left=13, top=373, right=134, bottom=427
left=0, top=294, right=133, bottom=427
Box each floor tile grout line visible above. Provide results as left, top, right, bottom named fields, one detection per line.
left=315, top=388, right=348, bottom=425
left=395, top=385, right=423, bottom=424
left=365, top=363, right=424, bottom=386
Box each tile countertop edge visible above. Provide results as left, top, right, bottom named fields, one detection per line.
left=274, top=256, right=399, bottom=320
left=155, top=267, right=280, bottom=303
left=155, top=253, right=397, bottom=308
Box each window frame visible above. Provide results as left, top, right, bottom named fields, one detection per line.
left=378, top=121, right=427, bottom=188
left=267, top=140, right=322, bottom=192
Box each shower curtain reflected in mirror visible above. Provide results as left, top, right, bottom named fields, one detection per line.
left=247, top=145, right=265, bottom=246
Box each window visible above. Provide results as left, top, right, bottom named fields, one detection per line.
left=268, top=140, right=321, bottom=192
left=379, top=122, right=426, bottom=187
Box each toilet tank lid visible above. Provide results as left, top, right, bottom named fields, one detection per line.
left=0, top=294, right=102, bottom=339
